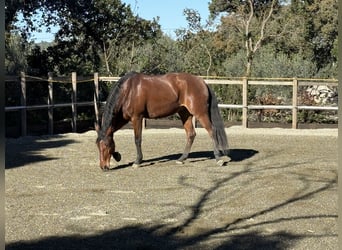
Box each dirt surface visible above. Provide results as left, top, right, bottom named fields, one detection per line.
left=5, top=127, right=338, bottom=249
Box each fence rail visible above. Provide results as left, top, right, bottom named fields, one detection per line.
left=5, top=72, right=338, bottom=136
left=200, top=77, right=337, bottom=129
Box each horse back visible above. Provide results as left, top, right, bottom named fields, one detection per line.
left=121, top=73, right=209, bottom=119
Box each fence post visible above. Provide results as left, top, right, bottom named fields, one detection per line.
left=71, top=72, right=77, bottom=132
left=94, top=72, right=99, bottom=124
left=48, top=72, right=54, bottom=134
left=242, top=77, right=248, bottom=128
left=292, top=78, right=298, bottom=129
left=20, top=72, right=27, bottom=136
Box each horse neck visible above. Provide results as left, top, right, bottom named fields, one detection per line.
left=111, top=112, right=129, bottom=133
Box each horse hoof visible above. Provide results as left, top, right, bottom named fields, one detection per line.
left=175, top=160, right=184, bottom=165
left=101, top=166, right=110, bottom=171
left=132, top=163, right=140, bottom=169
left=216, top=159, right=225, bottom=167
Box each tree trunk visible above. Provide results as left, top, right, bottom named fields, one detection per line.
left=243, top=0, right=276, bottom=77
left=246, top=55, right=253, bottom=77
left=245, top=44, right=253, bottom=77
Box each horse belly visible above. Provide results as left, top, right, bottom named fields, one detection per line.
left=146, top=98, right=180, bottom=119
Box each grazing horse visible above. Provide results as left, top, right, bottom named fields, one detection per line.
left=95, top=72, right=229, bottom=170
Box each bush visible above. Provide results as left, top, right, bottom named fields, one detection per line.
left=252, top=47, right=317, bottom=78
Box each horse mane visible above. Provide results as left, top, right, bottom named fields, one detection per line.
left=98, top=71, right=137, bottom=139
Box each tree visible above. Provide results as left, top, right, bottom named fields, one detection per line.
left=51, top=0, right=161, bottom=75
left=128, top=35, right=184, bottom=74
left=270, top=0, right=338, bottom=76
left=209, top=0, right=281, bottom=76
left=5, top=0, right=162, bottom=75
left=5, top=34, right=29, bottom=74
left=176, top=8, right=216, bottom=76
left=305, top=0, right=338, bottom=70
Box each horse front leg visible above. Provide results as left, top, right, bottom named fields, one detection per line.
left=132, top=117, right=143, bottom=168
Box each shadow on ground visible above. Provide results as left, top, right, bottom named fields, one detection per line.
left=6, top=173, right=336, bottom=249
left=6, top=163, right=337, bottom=250
left=110, top=149, right=259, bottom=170
left=6, top=133, right=337, bottom=249
left=6, top=227, right=299, bottom=250
left=5, top=136, right=77, bottom=169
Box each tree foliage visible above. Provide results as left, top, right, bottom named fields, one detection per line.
left=6, top=0, right=161, bottom=75
left=5, top=0, right=338, bottom=78
left=209, top=0, right=283, bottom=76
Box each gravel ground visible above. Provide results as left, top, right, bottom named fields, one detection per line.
left=5, top=126, right=338, bottom=249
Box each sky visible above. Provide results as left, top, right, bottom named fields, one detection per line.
left=122, top=0, right=210, bottom=36
left=30, top=0, right=211, bottom=42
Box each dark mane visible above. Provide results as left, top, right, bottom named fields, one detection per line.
left=98, top=71, right=137, bottom=139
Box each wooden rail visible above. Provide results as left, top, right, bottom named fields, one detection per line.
left=5, top=72, right=338, bottom=136
left=5, top=72, right=95, bottom=136
left=208, top=77, right=337, bottom=128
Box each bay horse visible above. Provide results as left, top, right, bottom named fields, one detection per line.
left=95, top=72, right=229, bottom=171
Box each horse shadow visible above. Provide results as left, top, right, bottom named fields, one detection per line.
left=110, top=149, right=258, bottom=171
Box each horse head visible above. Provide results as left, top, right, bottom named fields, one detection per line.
left=95, top=123, right=121, bottom=171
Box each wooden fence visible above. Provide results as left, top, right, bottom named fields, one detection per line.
left=5, top=72, right=338, bottom=136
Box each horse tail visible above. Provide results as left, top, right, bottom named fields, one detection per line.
left=207, top=85, right=229, bottom=156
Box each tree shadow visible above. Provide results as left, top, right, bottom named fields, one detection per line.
left=170, top=164, right=337, bottom=248
left=213, top=230, right=300, bottom=250
left=5, top=136, right=77, bottom=169
left=5, top=227, right=299, bottom=250
left=5, top=148, right=336, bottom=249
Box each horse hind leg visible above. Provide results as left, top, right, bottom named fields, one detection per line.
left=176, top=108, right=196, bottom=164
left=196, top=114, right=225, bottom=166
